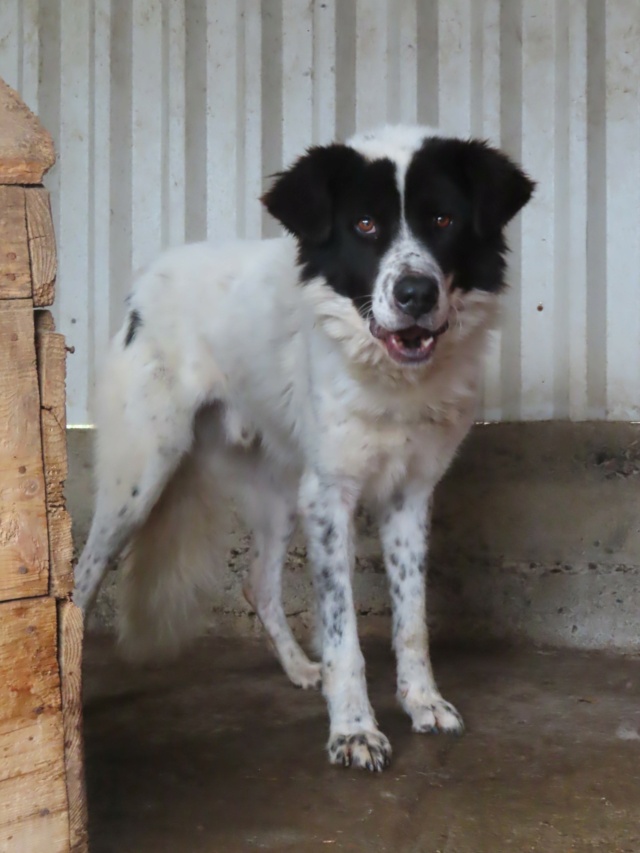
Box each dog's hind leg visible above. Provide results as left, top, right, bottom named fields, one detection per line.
left=242, top=488, right=322, bottom=690
left=73, top=344, right=199, bottom=613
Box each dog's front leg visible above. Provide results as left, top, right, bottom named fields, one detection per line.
left=379, top=487, right=464, bottom=735
left=300, top=472, right=391, bottom=771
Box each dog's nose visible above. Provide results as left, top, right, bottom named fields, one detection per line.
left=393, top=276, right=440, bottom=319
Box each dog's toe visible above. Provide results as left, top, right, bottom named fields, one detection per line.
left=290, top=660, right=322, bottom=690
left=409, top=696, right=465, bottom=735
left=328, top=730, right=392, bottom=772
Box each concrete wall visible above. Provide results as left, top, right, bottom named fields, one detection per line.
left=2, top=1, right=640, bottom=423
left=68, top=423, right=640, bottom=651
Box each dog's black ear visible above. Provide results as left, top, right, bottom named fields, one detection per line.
left=262, top=144, right=358, bottom=244
left=459, top=140, right=535, bottom=237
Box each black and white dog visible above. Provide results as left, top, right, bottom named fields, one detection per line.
left=74, top=125, right=534, bottom=772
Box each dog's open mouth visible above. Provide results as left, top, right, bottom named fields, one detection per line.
left=369, top=319, right=449, bottom=364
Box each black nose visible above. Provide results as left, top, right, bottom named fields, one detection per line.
left=393, top=275, right=440, bottom=319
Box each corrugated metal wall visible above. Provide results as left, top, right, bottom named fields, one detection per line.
left=1, top=1, right=638, bottom=425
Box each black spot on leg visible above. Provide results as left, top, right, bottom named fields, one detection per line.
left=394, top=538, right=401, bottom=548
left=399, top=565, right=407, bottom=581
left=392, top=493, right=405, bottom=512
left=124, top=309, right=142, bottom=346
left=131, top=486, right=139, bottom=498
left=319, top=521, right=337, bottom=557
left=118, top=505, right=128, bottom=518
left=390, top=553, right=399, bottom=567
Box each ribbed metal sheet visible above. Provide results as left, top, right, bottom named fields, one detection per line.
left=0, top=0, right=637, bottom=424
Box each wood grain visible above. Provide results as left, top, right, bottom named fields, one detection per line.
left=36, top=312, right=74, bottom=597
left=58, top=601, right=88, bottom=853
left=27, top=188, right=57, bottom=307
left=0, top=185, right=31, bottom=299
left=0, top=78, right=55, bottom=184
left=0, top=301, right=49, bottom=600
left=0, top=598, right=70, bottom=853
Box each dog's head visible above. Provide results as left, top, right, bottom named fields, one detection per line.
left=262, top=125, right=534, bottom=366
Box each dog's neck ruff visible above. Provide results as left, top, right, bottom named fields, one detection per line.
left=301, top=273, right=499, bottom=423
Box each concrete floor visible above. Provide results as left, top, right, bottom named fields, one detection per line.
left=83, top=633, right=640, bottom=853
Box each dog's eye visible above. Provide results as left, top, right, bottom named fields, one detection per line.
left=355, top=217, right=378, bottom=238
left=433, top=214, right=453, bottom=229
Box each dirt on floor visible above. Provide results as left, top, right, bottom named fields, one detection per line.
left=82, top=633, right=640, bottom=853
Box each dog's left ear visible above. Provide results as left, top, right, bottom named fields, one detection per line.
left=460, top=140, right=535, bottom=237
left=262, top=144, right=359, bottom=244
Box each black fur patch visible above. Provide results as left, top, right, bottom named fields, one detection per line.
left=262, top=135, right=534, bottom=312
left=263, top=145, right=401, bottom=313
left=404, top=137, right=535, bottom=293
left=124, top=309, right=142, bottom=347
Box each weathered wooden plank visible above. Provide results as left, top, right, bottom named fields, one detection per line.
left=35, top=311, right=73, bottom=597
left=27, top=187, right=57, bottom=307
left=0, top=301, right=49, bottom=600
left=58, top=601, right=88, bottom=853
left=0, top=77, right=56, bottom=184
left=0, top=185, right=31, bottom=299
left=0, top=598, right=70, bottom=853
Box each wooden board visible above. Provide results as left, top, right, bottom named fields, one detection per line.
left=58, top=601, right=88, bottom=853
left=36, top=312, right=73, bottom=597
left=0, top=78, right=55, bottom=184
left=0, top=186, right=31, bottom=300
left=0, top=301, right=49, bottom=600
left=0, top=598, right=70, bottom=853
left=27, top=188, right=57, bottom=307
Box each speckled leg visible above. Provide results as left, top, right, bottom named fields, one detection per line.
left=301, top=472, right=391, bottom=772
left=379, top=488, right=464, bottom=735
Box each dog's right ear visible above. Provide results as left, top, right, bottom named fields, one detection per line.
left=262, top=144, right=358, bottom=244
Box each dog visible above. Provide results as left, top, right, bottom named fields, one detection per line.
left=74, top=124, right=534, bottom=772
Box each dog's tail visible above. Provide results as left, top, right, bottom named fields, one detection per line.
left=116, top=453, right=229, bottom=663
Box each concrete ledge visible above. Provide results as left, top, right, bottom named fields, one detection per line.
left=67, top=423, right=640, bottom=651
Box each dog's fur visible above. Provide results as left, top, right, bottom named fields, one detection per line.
left=74, top=125, right=534, bottom=771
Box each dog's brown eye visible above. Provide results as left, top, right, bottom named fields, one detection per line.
left=433, top=214, right=453, bottom=229
left=355, top=217, right=378, bottom=238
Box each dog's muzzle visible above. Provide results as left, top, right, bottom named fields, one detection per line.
left=369, top=317, right=449, bottom=365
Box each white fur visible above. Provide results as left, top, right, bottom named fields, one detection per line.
left=75, top=125, right=501, bottom=772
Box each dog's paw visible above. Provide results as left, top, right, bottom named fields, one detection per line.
left=407, top=696, right=465, bottom=735
left=288, top=659, right=322, bottom=690
left=328, top=730, right=392, bottom=772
